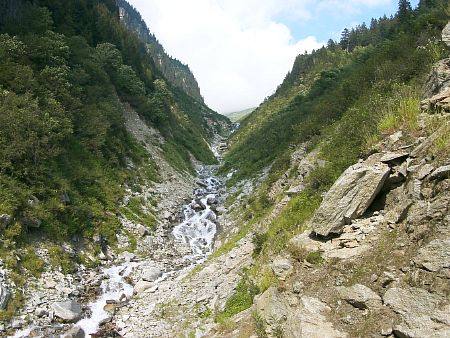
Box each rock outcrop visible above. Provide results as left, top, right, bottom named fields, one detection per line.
left=336, top=284, right=382, bottom=310
left=52, top=301, right=82, bottom=323
left=413, top=239, right=450, bottom=272
left=255, top=287, right=347, bottom=338
left=384, top=287, right=450, bottom=338
left=0, top=285, right=10, bottom=310
left=312, top=156, right=390, bottom=237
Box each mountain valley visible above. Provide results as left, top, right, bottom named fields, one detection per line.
left=0, top=1, right=449, bottom=338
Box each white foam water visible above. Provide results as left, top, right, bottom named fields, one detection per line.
left=76, top=262, right=138, bottom=336
left=10, top=163, right=223, bottom=337
left=172, top=169, right=222, bottom=261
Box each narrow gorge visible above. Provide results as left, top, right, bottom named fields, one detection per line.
left=1, top=1, right=449, bottom=338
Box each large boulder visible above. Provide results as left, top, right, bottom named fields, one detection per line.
left=52, top=301, right=82, bottom=323
left=413, top=239, right=450, bottom=272
left=383, top=287, right=450, bottom=338
left=142, top=267, right=162, bottom=282
left=312, top=158, right=390, bottom=237
left=255, top=287, right=347, bottom=338
left=422, top=59, right=450, bottom=99
left=0, top=285, right=10, bottom=310
left=271, top=257, right=293, bottom=280
left=336, top=284, right=382, bottom=310
left=133, top=280, right=157, bottom=294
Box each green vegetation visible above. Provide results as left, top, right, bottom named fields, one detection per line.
left=120, top=196, right=156, bottom=230
left=0, top=1, right=227, bottom=248
left=216, top=272, right=259, bottom=323
left=253, top=311, right=268, bottom=338
left=225, top=108, right=255, bottom=123
left=222, top=1, right=449, bottom=190
left=305, top=251, right=324, bottom=265
left=256, top=191, right=321, bottom=257
left=0, top=0, right=230, bottom=321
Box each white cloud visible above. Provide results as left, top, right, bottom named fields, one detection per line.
left=127, top=0, right=395, bottom=113
left=127, top=0, right=323, bottom=113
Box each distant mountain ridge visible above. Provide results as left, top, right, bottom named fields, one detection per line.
left=224, top=107, right=256, bottom=122
left=117, top=0, right=204, bottom=103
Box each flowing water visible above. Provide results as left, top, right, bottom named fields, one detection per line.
left=76, top=262, right=139, bottom=335
left=74, top=164, right=223, bottom=335
left=10, top=142, right=224, bottom=337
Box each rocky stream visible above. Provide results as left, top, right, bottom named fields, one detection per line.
left=5, top=136, right=228, bottom=338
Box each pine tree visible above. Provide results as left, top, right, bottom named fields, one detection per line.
left=398, top=0, right=412, bottom=24
left=340, top=28, right=350, bottom=52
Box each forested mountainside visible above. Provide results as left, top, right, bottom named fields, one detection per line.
left=222, top=0, right=449, bottom=188
left=202, top=1, right=450, bottom=337
left=0, top=0, right=230, bottom=321
left=116, top=0, right=204, bottom=104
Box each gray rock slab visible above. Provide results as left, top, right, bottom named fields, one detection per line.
left=417, top=164, right=435, bottom=180
left=430, top=165, right=450, bottom=181
left=414, top=239, right=450, bottom=272
left=380, top=152, right=409, bottom=165
left=312, top=161, right=390, bottom=236
left=52, top=301, right=82, bottom=322
left=0, top=285, right=10, bottom=310
left=336, top=284, right=382, bottom=310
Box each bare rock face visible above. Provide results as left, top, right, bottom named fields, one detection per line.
left=0, top=285, right=10, bottom=310
left=336, top=284, right=382, bottom=310
left=442, top=21, right=450, bottom=47
left=422, top=59, right=450, bottom=99
left=384, top=287, right=450, bottom=338
left=312, top=157, right=390, bottom=237
left=255, top=287, right=347, bottom=338
left=414, top=239, right=450, bottom=272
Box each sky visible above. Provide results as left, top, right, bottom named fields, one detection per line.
left=127, top=0, right=419, bottom=113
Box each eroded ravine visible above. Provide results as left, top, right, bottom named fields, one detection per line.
left=73, top=147, right=227, bottom=336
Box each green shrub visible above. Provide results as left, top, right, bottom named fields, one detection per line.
left=216, top=274, right=259, bottom=323
left=21, top=248, right=45, bottom=277
left=305, top=251, right=324, bottom=265
left=252, top=232, right=268, bottom=257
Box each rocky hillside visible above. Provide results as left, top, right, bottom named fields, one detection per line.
left=1, top=1, right=449, bottom=338
left=117, top=0, right=205, bottom=104
left=0, top=0, right=230, bottom=332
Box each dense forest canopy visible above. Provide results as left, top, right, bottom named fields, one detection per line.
left=0, top=0, right=228, bottom=247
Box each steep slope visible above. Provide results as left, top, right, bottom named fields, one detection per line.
left=221, top=1, right=449, bottom=187
left=0, top=0, right=230, bottom=328
left=172, top=1, right=449, bottom=337
left=117, top=0, right=204, bottom=104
